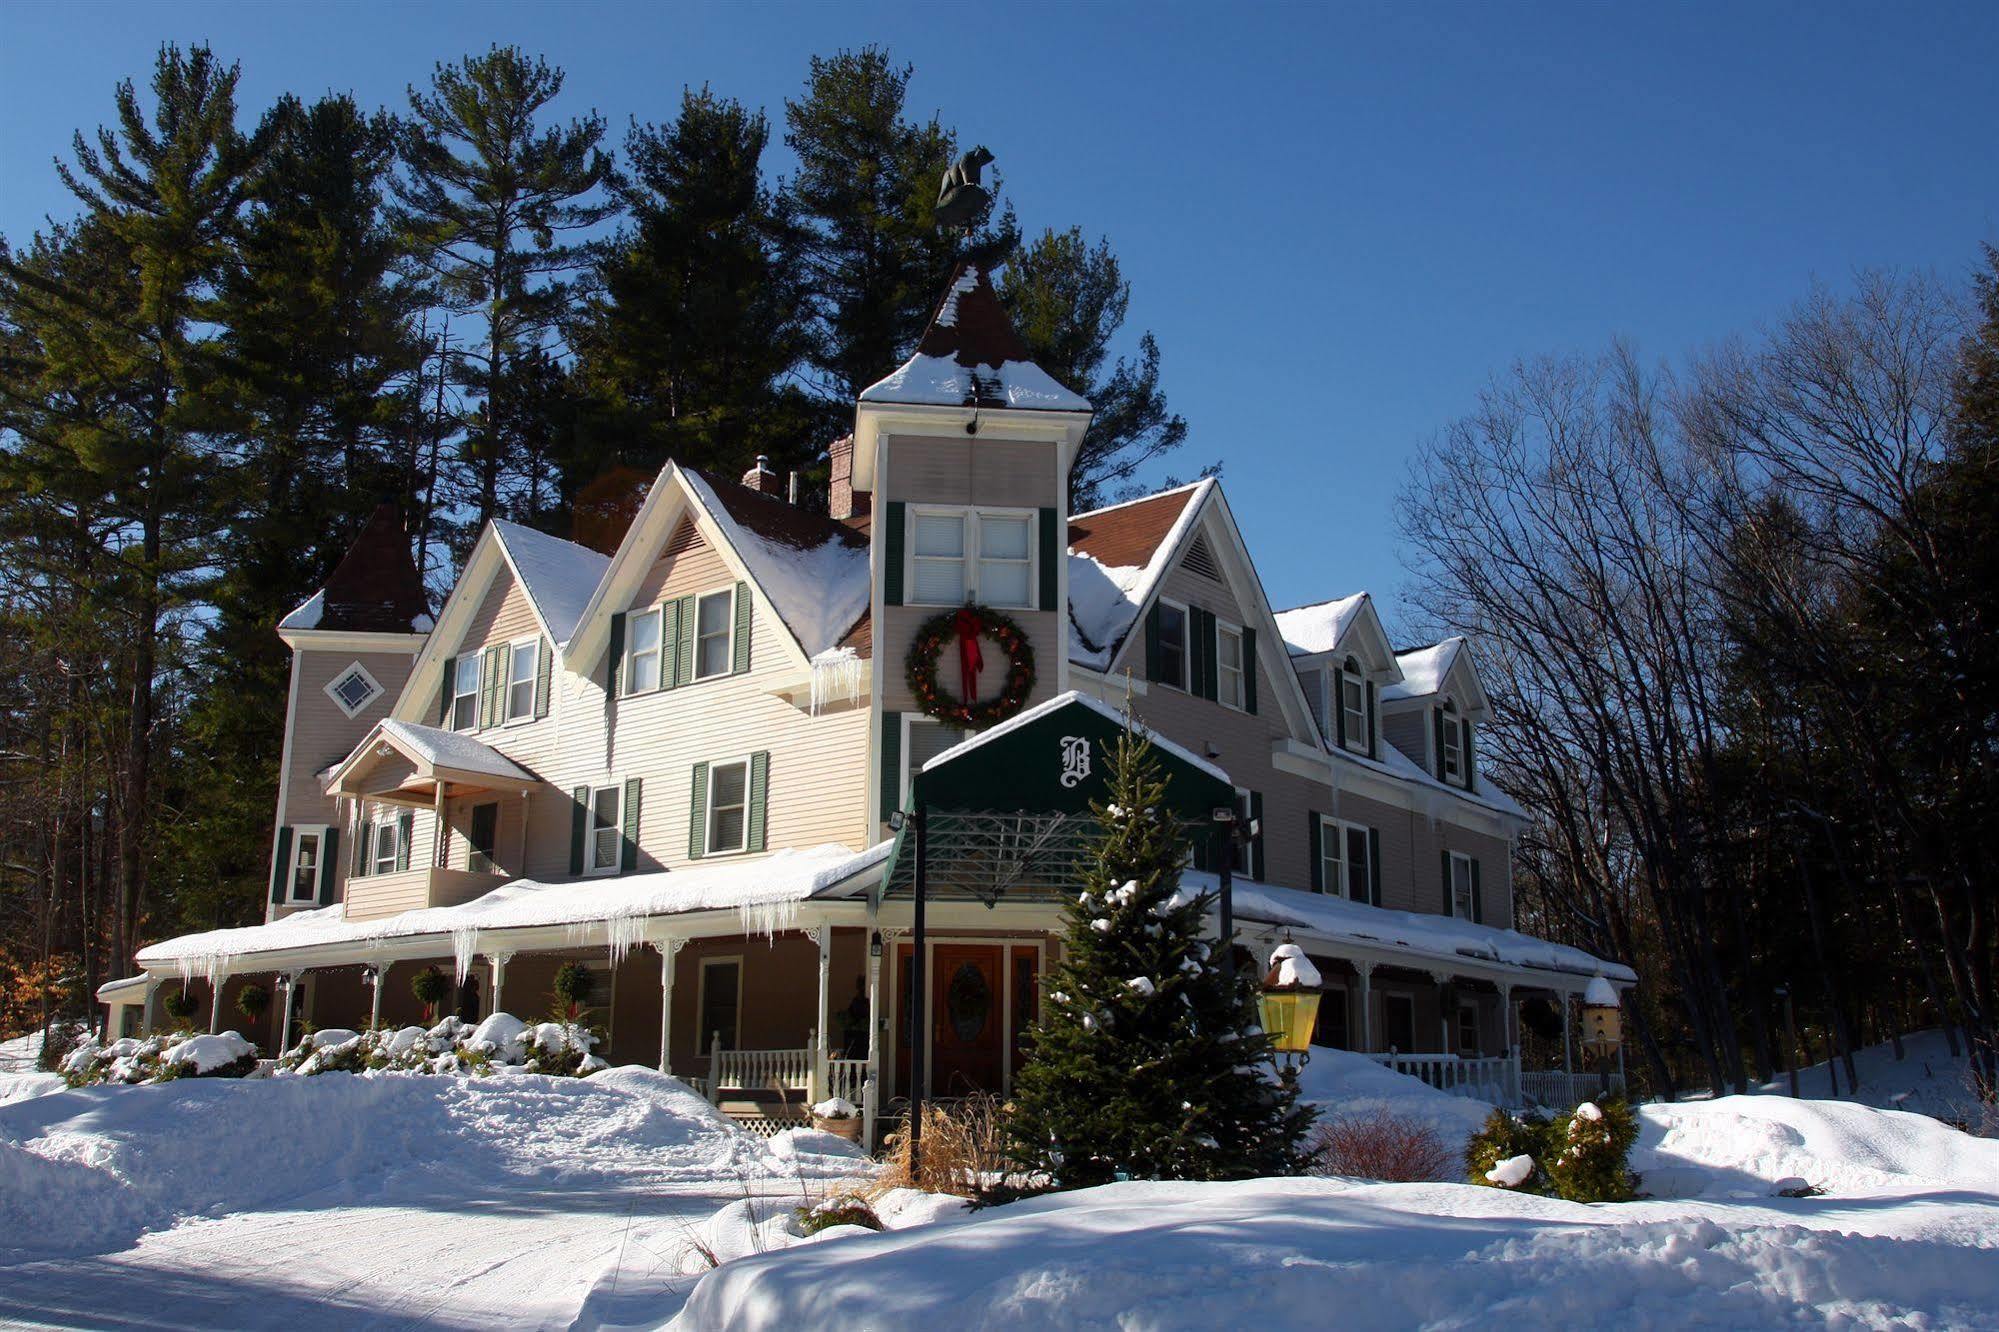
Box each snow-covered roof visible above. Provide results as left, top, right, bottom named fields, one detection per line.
left=1274, top=594, right=1369, bottom=658
left=1382, top=638, right=1464, bottom=701
left=136, top=843, right=892, bottom=981
left=1186, top=870, right=1635, bottom=984
left=96, top=974, right=149, bottom=1001
left=491, top=520, right=611, bottom=648
left=919, top=689, right=1231, bottom=786
left=1066, top=480, right=1214, bottom=670
left=374, top=719, right=535, bottom=783
left=278, top=590, right=325, bottom=631
left=278, top=504, right=434, bottom=636
left=682, top=470, right=871, bottom=659
left=859, top=264, right=1091, bottom=414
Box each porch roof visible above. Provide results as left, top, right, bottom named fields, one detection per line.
left=326, top=719, right=539, bottom=803
left=134, top=842, right=891, bottom=981
left=1194, top=870, right=1636, bottom=987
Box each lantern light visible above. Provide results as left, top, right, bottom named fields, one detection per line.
left=1258, top=940, right=1323, bottom=1063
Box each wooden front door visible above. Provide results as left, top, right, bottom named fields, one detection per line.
left=930, top=944, right=1005, bottom=1096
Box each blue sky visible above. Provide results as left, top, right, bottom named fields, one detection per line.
left=4, top=1, right=1995, bottom=635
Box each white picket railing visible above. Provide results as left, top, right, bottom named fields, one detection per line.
left=1366, top=1052, right=1519, bottom=1106
left=826, top=1058, right=868, bottom=1108
left=707, top=1029, right=815, bottom=1100
left=1519, top=1069, right=1625, bottom=1108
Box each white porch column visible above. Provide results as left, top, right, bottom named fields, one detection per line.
left=1430, top=971, right=1453, bottom=1054
left=141, top=974, right=159, bottom=1037
left=868, top=926, right=905, bottom=1146
left=1354, top=961, right=1374, bottom=1053
left=369, top=960, right=388, bottom=1030
left=1497, top=981, right=1517, bottom=1104
left=1561, top=989, right=1574, bottom=1075
left=655, top=936, right=685, bottom=1074
left=488, top=952, right=511, bottom=1017
left=208, top=969, right=230, bottom=1034
left=812, top=926, right=832, bottom=1104
left=433, top=781, right=449, bottom=869
left=277, top=972, right=300, bottom=1054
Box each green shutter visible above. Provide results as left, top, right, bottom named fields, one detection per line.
left=352, top=817, right=370, bottom=878
left=662, top=600, right=683, bottom=689
left=1144, top=603, right=1162, bottom=681
left=1463, top=719, right=1476, bottom=789
left=1333, top=669, right=1347, bottom=747
left=569, top=786, right=589, bottom=875
left=1470, top=857, right=1484, bottom=923
left=480, top=645, right=503, bottom=729
left=879, top=711, right=903, bottom=825
left=1308, top=814, right=1324, bottom=892
left=1367, top=827, right=1382, bottom=905
left=677, top=594, right=697, bottom=685
left=621, top=777, right=642, bottom=872
left=269, top=827, right=293, bottom=905
left=1038, top=507, right=1059, bottom=611
left=395, top=810, right=413, bottom=872
left=437, top=658, right=454, bottom=725
left=1205, top=615, right=1221, bottom=702
left=1441, top=849, right=1453, bottom=915
left=1249, top=790, right=1264, bottom=880
left=747, top=750, right=769, bottom=853
left=688, top=762, right=710, bottom=859
left=1188, top=610, right=1208, bottom=698
left=608, top=613, right=625, bottom=695
left=1243, top=627, right=1258, bottom=714
left=533, top=637, right=552, bottom=718
left=732, top=581, right=752, bottom=675
left=883, top=502, right=906, bottom=606
left=1365, top=680, right=1378, bottom=759
left=1433, top=708, right=1448, bottom=779
left=319, top=827, right=340, bottom=904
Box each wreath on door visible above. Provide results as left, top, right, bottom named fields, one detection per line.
left=905, top=603, right=1035, bottom=729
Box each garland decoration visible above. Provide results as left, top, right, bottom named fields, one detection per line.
left=905, top=602, right=1036, bottom=728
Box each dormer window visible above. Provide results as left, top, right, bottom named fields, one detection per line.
left=505, top=638, right=539, bottom=724
left=693, top=587, right=734, bottom=680
left=325, top=663, right=383, bottom=719
left=450, top=655, right=479, bottom=730
left=1340, top=657, right=1369, bottom=753
left=1217, top=622, right=1245, bottom=709
left=1155, top=601, right=1189, bottom=690
left=1439, top=702, right=1466, bottom=783
left=626, top=606, right=663, bottom=693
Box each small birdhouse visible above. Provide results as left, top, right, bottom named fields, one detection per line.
left=1581, top=974, right=1621, bottom=1058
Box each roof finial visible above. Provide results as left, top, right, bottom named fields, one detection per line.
left=935, top=146, right=994, bottom=236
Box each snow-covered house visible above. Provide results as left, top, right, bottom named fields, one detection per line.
left=108, top=264, right=1630, bottom=1127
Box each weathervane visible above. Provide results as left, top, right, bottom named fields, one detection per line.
left=935, top=146, right=994, bottom=234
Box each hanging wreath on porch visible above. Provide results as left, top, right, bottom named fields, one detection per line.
left=905, top=603, right=1035, bottom=729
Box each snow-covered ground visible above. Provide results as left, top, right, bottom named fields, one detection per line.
left=1751, top=1027, right=1995, bottom=1130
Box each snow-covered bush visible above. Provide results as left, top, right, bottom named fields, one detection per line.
left=1545, top=1098, right=1639, bottom=1203
left=61, top=1030, right=259, bottom=1086
left=275, top=1012, right=600, bottom=1078
left=518, top=1021, right=607, bottom=1076
left=1308, top=1108, right=1455, bottom=1182
left=1466, top=1107, right=1551, bottom=1194
left=795, top=1192, right=882, bottom=1236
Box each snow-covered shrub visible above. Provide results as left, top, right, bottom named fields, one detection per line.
left=795, top=1193, right=882, bottom=1236
left=1466, top=1107, right=1551, bottom=1194
left=34, top=1020, right=90, bottom=1073
left=61, top=1030, right=259, bottom=1086
left=1307, top=1108, right=1455, bottom=1182
left=275, top=1012, right=598, bottom=1078
left=518, top=1021, right=607, bottom=1076
left=1544, top=1098, right=1639, bottom=1203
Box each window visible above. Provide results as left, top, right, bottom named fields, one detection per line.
left=1341, top=661, right=1369, bottom=752
left=1449, top=852, right=1476, bottom=919
left=372, top=819, right=401, bottom=876
left=289, top=829, right=323, bottom=903
left=694, top=588, right=733, bottom=681
left=704, top=759, right=749, bottom=856
left=907, top=508, right=1037, bottom=609
left=626, top=607, right=662, bottom=694
left=699, top=957, right=742, bottom=1051
left=506, top=639, right=538, bottom=723
left=324, top=663, right=382, bottom=718
left=1319, top=817, right=1373, bottom=902
left=1458, top=1001, right=1482, bottom=1056
left=1311, top=985, right=1349, bottom=1049
left=451, top=655, right=480, bottom=730
left=1440, top=706, right=1464, bottom=782
left=901, top=717, right=968, bottom=811
left=1343, top=824, right=1372, bottom=902
left=1384, top=993, right=1416, bottom=1054
left=1157, top=601, right=1188, bottom=690
left=1217, top=623, right=1245, bottom=710
left=469, top=802, right=499, bottom=875
left=587, top=785, right=621, bottom=874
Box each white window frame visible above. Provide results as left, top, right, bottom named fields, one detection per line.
left=904, top=506, right=1039, bottom=610
left=899, top=714, right=968, bottom=811
left=1440, top=706, right=1465, bottom=782
left=697, top=954, right=745, bottom=1052
left=450, top=655, right=480, bottom=731
left=1217, top=619, right=1246, bottom=710
left=1449, top=850, right=1476, bottom=920
left=692, top=586, right=735, bottom=682
left=1318, top=816, right=1372, bottom=902
left=625, top=605, right=663, bottom=695
left=323, top=662, right=383, bottom=719
left=1341, top=660, right=1369, bottom=753
left=1156, top=597, right=1190, bottom=692
left=287, top=825, right=327, bottom=904
left=702, top=756, right=752, bottom=858
left=586, top=783, right=622, bottom=876
left=371, top=817, right=401, bottom=876
left=504, top=637, right=539, bottom=724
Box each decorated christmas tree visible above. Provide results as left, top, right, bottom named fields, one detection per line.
left=1006, top=728, right=1313, bottom=1189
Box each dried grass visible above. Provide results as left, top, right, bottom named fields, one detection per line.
left=871, top=1094, right=1024, bottom=1199
left=1307, top=1108, right=1456, bottom=1182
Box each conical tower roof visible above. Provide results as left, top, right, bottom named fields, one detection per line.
left=859, top=263, right=1091, bottom=413
left=279, top=503, right=432, bottom=634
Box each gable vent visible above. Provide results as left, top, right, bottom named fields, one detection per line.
left=1182, top=534, right=1221, bottom=582
left=663, top=516, right=702, bottom=558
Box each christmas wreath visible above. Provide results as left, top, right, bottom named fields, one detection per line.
left=906, top=602, right=1035, bottom=729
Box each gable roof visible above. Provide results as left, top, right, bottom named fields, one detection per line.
left=859, top=263, right=1091, bottom=413
left=279, top=503, right=432, bottom=635
left=489, top=520, right=611, bottom=649
left=1066, top=480, right=1213, bottom=670
left=1273, top=594, right=1370, bottom=658
left=681, top=469, right=872, bottom=660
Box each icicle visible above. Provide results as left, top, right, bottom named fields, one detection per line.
left=206, top=953, right=234, bottom=988
left=808, top=648, right=863, bottom=716
left=737, top=897, right=800, bottom=940
left=176, top=956, right=198, bottom=987
left=452, top=927, right=481, bottom=983
left=606, top=912, right=646, bottom=966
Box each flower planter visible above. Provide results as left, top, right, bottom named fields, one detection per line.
left=813, top=1114, right=862, bottom=1141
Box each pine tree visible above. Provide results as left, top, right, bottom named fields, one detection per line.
left=392, top=46, right=616, bottom=551
left=1006, top=730, right=1312, bottom=1189
left=1000, top=228, right=1201, bottom=511
left=783, top=48, right=1015, bottom=402
left=569, top=87, right=818, bottom=498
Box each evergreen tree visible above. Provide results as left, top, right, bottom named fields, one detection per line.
left=783, top=48, right=1015, bottom=402
left=1000, top=227, right=1201, bottom=511
left=393, top=47, right=616, bottom=550
left=1007, top=730, right=1311, bottom=1189
left=569, top=88, right=817, bottom=499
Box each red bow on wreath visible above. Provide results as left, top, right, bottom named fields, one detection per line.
left=953, top=606, right=984, bottom=703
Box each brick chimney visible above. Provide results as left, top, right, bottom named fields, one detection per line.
left=828, top=434, right=871, bottom=523
left=740, top=455, right=782, bottom=496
